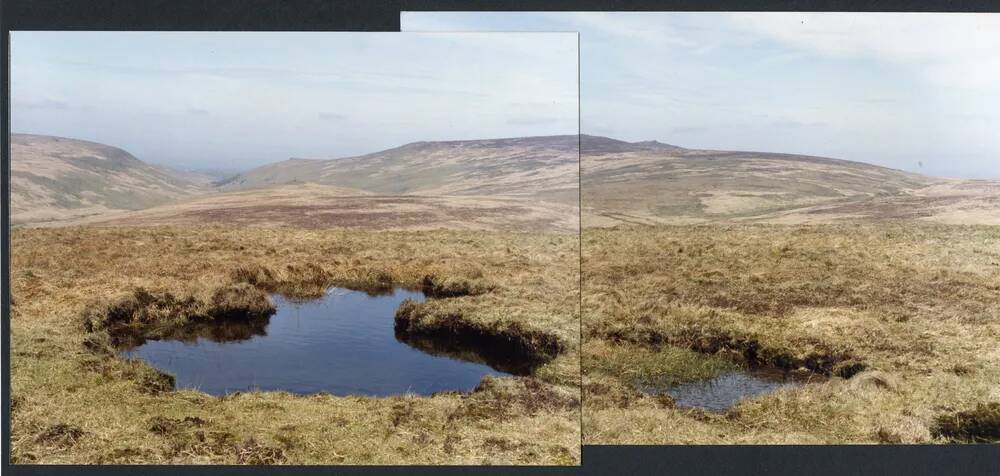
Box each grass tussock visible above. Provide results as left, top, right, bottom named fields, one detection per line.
left=81, top=285, right=275, bottom=349
left=448, top=376, right=580, bottom=423
left=395, top=300, right=564, bottom=368
left=932, top=403, right=1000, bottom=443
left=10, top=225, right=579, bottom=464
left=78, top=355, right=177, bottom=394
left=584, top=223, right=1000, bottom=444
left=421, top=274, right=493, bottom=298
left=584, top=340, right=736, bottom=389
left=35, top=424, right=86, bottom=447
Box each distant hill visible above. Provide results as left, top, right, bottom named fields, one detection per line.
left=54, top=183, right=579, bottom=233
left=11, top=134, right=581, bottom=232
left=581, top=140, right=1000, bottom=226
left=580, top=134, right=685, bottom=154
left=217, top=135, right=579, bottom=205
left=11, top=134, right=210, bottom=225
left=12, top=132, right=998, bottom=229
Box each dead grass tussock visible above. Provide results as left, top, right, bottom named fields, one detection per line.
left=448, top=376, right=580, bottom=423
left=82, top=285, right=276, bottom=350
left=932, top=403, right=1000, bottom=443
left=420, top=274, right=493, bottom=298
left=10, top=225, right=580, bottom=464
left=584, top=223, right=1000, bottom=444
left=35, top=423, right=86, bottom=447
left=394, top=299, right=566, bottom=367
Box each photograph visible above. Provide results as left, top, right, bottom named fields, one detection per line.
left=8, top=31, right=581, bottom=465
left=405, top=12, right=1000, bottom=445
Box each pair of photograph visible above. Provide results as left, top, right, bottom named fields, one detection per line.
left=5, top=9, right=1000, bottom=471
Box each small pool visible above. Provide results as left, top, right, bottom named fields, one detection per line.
left=641, top=368, right=808, bottom=412
left=121, top=287, right=513, bottom=396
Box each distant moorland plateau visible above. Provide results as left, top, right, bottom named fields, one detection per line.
left=11, top=133, right=1000, bottom=230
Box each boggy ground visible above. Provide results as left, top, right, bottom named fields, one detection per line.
left=10, top=226, right=580, bottom=464
left=583, top=223, right=1000, bottom=444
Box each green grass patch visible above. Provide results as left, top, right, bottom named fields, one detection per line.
left=585, top=341, right=737, bottom=388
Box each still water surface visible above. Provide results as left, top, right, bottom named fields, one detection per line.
left=642, top=368, right=806, bottom=412
left=122, top=288, right=512, bottom=396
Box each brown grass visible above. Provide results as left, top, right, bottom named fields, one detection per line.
left=932, top=403, right=1000, bottom=443
left=10, top=225, right=580, bottom=464
left=583, top=223, right=1000, bottom=444
left=46, top=185, right=580, bottom=234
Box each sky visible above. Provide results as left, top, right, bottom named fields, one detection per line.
left=403, top=12, right=1000, bottom=179
left=11, top=32, right=578, bottom=170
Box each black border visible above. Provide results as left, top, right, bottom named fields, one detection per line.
left=3, top=0, right=401, bottom=30
left=4, top=1, right=1000, bottom=476
left=400, top=0, right=999, bottom=12
left=584, top=445, right=1000, bottom=475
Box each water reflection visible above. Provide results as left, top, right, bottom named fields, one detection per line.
left=120, top=288, right=524, bottom=396
left=641, top=368, right=813, bottom=412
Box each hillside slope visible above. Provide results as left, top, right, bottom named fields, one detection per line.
left=11, top=134, right=210, bottom=225
left=56, top=183, right=578, bottom=233
left=581, top=138, right=1000, bottom=226
left=217, top=135, right=580, bottom=205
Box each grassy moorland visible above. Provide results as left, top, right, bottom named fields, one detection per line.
left=583, top=223, right=1000, bottom=444
left=10, top=226, right=580, bottom=464
left=11, top=134, right=211, bottom=225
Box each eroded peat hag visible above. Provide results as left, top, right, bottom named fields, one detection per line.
left=119, top=288, right=531, bottom=396
left=395, top=328, right=546, bottom=376
left=583, top=223, right=1000, bottom=444
left=395, top=301, right=563, bottom=374
left=10, top=226, right=580, bottom=464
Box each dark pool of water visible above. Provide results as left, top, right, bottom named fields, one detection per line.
left=121, top=288, right=514, bottom=396
left=641, top=368, right=808, bottom=412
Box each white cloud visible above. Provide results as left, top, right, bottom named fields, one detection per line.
left=726, top=13, right=1000, bottom=90
left=12, top=32, right=578, bottom=168
left=555, top=12, right=695, bottom=48
left=403, top=12, right=1000, bottom=178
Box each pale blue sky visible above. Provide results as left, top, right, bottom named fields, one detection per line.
left=403, top=12, right=1000, bottom=179
left=11, top=32, right=577, bottom=170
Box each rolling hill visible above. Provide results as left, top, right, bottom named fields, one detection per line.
left=64, top=183, right=579, bottom=233
left=216, top=135, right=580, bottom=205
left=580, top=136, right=1000, bottom=226
left=12, top=133, right=999, bottom=230
left=10, top=134, right=211, bottom=225
left=12, top=134, right=580, bottom=232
